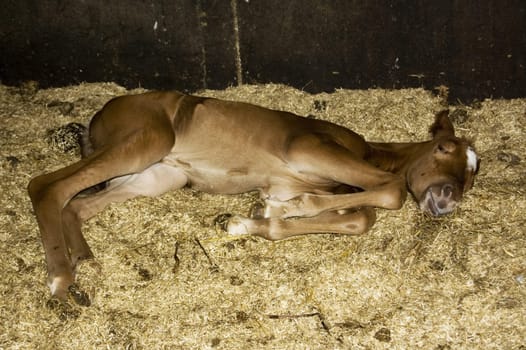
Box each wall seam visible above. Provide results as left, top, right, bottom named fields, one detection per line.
left=231, top=0, right=243, bottom=85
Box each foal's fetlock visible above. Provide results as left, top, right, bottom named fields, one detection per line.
left=47, top=272, right=74, bottom=300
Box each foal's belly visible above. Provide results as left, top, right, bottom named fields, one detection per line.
left=161, top=150, right=275, bottom=194
left=161, top=151, right=336, bottom=199
left=183, top=166, right=269, bottom=194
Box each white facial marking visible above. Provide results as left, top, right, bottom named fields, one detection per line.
left=466, top=147, right=478, bottom=172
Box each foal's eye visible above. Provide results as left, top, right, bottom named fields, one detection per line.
left=436, top=140, right=456, bottom=155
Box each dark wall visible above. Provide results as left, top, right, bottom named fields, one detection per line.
left=1, top=0, right=525, bottom=101
left=0, top=1, right=236, bottom=93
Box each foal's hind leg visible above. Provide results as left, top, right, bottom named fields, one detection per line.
left=62, top=163, right=189, bottom=268
left=60, top=175, right=138, bottom=267
left=29, top=129, right=175, bottom=299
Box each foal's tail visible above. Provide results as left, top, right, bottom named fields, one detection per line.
left=77, top=115, right=108, bottom=195
left=79, top=122, right=93, bottom=159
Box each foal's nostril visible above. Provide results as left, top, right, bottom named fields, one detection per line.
left=437, top=199, right=447, bottom=209
left=442, top=184, right=453, bottom=197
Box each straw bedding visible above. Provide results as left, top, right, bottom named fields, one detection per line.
left=0, top=82, right=524, bottom=349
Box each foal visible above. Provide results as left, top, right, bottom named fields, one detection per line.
left=28, top=91, right=479, bottom=300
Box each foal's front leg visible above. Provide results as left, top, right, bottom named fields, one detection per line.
left=225, top=207, right=376, bottom=240
left=222, top=133, right=407, bottom=240
left=282, top=132, right=408, bottom=214
left=261, top=183, right=405, bottom=220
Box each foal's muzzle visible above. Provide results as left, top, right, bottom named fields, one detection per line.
left=419, top=184, right=459, bottom=216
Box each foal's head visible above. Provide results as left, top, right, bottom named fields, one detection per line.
left=406, top=111, right=480, bottom=216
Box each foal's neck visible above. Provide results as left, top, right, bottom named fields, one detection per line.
left=366, top=141, right=430, bottom=175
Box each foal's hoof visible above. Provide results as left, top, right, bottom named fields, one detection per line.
left=214, top=213, right=233, bottom=231
left=73, top=259, right=101, bottom=305
left=249, top=200, right=266, bottom=219
left=68, top=284, right=91, bottom=306
left=46, top=282, right=92, bottom=320
left=46, top=297, right=80, bottom=321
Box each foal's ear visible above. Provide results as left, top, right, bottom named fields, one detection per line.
left=429, top=110, right=455, bottom=138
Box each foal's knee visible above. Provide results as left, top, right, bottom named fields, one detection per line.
left=378, top=186, right=407, bottom=210
left=353, top=208, right=376, bottom=234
